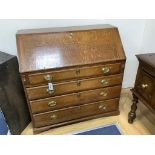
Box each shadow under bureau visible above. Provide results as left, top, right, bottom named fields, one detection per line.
left=16, top=24, right=126, bottom=134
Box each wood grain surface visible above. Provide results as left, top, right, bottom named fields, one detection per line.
left=30, top=85, right=121, bottom=114
left=26, top=74, right=123, bottom=100
left=16, top=25, right=125, bottom=73
left=33, top=98, right=119, bottom=128
left=24, top=63, right=123, bottom=86
left=16, top=25, right=126, bottom=134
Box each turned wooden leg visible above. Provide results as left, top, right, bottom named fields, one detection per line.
left=128, top=93, right=138, bottom=124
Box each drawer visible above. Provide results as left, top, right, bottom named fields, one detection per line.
left=135, top=68, right=155, bottom=102
left=33, top=98, right=119, bottom=128
left=30, top=85, right=121, bottom=114
left=27, top=74, right=123, bottom=100
left=25, top=63, right=123, bottom=86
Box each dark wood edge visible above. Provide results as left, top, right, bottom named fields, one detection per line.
left=138, top=60, right=155, bottom=77
left=33, top=110, right=120, bottom=134
left=136, top=53, right=155, bottom=61
left=21, top=76, right=34, bottom=127
left=131, top=88, right=155, bottom=115
left=16, top=24, right=116, bottom=35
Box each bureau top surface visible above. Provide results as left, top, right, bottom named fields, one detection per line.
left=136, top=53, right=155, bottom=69
left=16, top=24, right=126, bottom=73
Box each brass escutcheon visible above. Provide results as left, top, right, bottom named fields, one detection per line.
left=46, top=89, right=54, bottom=94
left=44, top=74, right=52, bottom=81
left=101, top=79, right=109, bottom=85
left=102, top=67, right=110, bottom=74
left=48, top=101, right=56, bottom=107
left=50, top=114, right=57, bottom=119
left=99, top=105, right=103, bottom=109
left=141, top=84, right=148, bottom=89
left=100, top=91, right=108, bottom=97
left=69, top=33, right=73, bottom=39
left=99, top=105, right=107, bottom=110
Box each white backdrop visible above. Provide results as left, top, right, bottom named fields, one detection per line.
left=141, top=20, right=155, bottom=52
left=0, top=19, right=154, bottom=88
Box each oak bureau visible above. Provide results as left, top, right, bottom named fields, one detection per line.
left=16, top=24, right=126, bottom=134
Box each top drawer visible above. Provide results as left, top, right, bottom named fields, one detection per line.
left=23, top=63, right=124, bottom=86
left=135, top=68, right=155, bottom=103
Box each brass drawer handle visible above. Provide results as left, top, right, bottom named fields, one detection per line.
left=141, top=84, right=148, bottom=89
left=47, top=89, right=54, bottom=94
left=48, top=101, right=56, bottom=107
left=44, top=74, right=52, bottom=81
left=100, top=91, right=107, bottom=97
left=99, top=105, right=107, bottom=110
left=101, top=79, right=109, bottom=85
left=102, top=67, right=110, bottom=74
left=50, top=114, right=57, bottom=119
left=69, top=33, right=73, bottom=39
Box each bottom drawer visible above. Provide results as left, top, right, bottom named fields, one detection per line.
left=33, top=98, right=119, bottom=128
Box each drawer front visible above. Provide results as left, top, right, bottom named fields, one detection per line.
left=33, top=98, right=119, bottom=128
left=30, top=85, right=121, bottom=114
left=135, top=69, right=155, bottom=102
left=27, top=74, right=123, bottom=100
left=26, top=63, right=123, bottom=86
